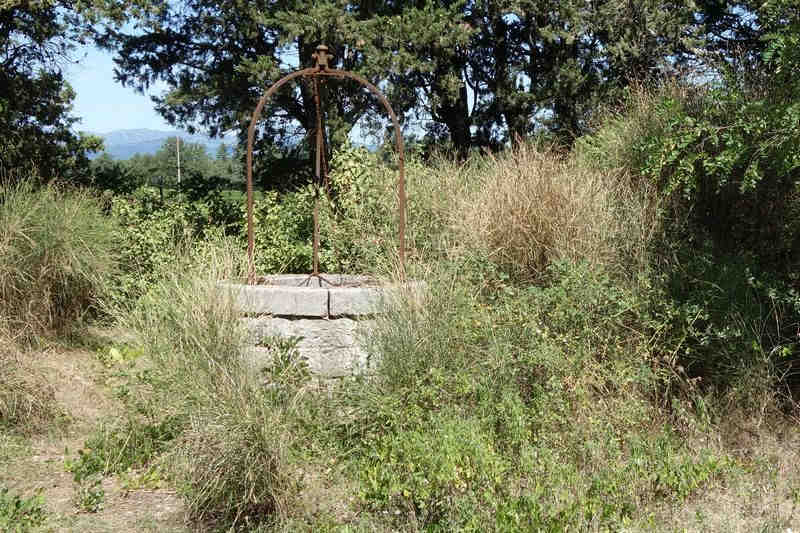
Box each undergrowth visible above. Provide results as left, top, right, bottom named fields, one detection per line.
left=0, top=487, right=47, bottom=532
left=325, top=261, right=736, bottom=530
left=5, top=69, right=793, bottom=530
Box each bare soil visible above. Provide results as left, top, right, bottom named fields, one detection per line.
left=1, top=343, right=190, bottom=532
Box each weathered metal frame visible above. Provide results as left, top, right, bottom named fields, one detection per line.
left=245, top=46, right=406, bottom=284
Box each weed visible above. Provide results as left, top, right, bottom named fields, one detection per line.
left=0, top=487, right=47, bottom=532
left=259, top=335, right=310, bottom=389
left=118, top=464, right=169, bottom=492
left=73, top=476, right=105, bottom=513
left=66, top=416, right=183, bottom=482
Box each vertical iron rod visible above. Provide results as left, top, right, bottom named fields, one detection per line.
left=312, top=77, right=324, bottom=276
left=246, top=45, right=406, bottom=282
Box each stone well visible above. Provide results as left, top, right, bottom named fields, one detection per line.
left=219, top=274, right=423, bottom=378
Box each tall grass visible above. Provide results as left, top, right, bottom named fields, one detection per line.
left=117, top=239, right=303, bottom=529
left=451, top=142, right=659, bottom=281
left=0, top=180, right=117, bottom=339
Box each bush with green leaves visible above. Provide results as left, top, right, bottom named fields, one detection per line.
left=110, top=188, right=194, bottom=305
left=0, top=181, right=117, bottom=339
left=110, top=184, right=244, bottom=305
left=248, top=187, right=314, bottom=274
left=574, top=28, right=800, bottom=406
left=323, top=261, right=734, bottom=530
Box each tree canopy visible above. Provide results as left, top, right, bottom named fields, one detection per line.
left=0, top=0, right=107, bottom=180
left=3, top=0, right=798, bottom=185
left=96, top=0, right=727, bottom=156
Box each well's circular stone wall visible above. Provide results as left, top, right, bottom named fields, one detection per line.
left=220, top=274, right=424, bottom=377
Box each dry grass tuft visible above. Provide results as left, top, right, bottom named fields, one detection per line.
left=0, top=180, right=117, bottom=340
left=119, top=238, right=304, bottom=529
left=171, top=395, right=298, bottom=529
left=452, top=142, right=659, bottom=280
left=0, top=335, right=61, bottom=433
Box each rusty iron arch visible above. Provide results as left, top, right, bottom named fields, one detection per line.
left=245, top=44, right=406, bottom=284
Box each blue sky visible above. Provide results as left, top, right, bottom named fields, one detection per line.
left=66, top=45, right=173, bottom=133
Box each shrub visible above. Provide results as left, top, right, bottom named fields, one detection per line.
left=248, top=187, right=314, bottom=274
left=110, top=187, right=203, bottom=306
left=576, top=73, right=800, bottom=407
left=336, top=261, right=731, bottom=530
left=323, top=144, right=488, bottom=277
left=0, top=181, right=117, bottom=338
left=0, top=487, right=47, bottom=532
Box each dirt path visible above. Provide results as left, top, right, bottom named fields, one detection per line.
left=1, top=344, right=190, bottom=532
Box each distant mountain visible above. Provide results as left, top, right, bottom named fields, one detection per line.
left=92, top=128, right=233, bottom=160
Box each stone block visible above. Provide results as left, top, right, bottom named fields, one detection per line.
left=232, top=284, right=328, bottom=317
left=242, top=316, right=376, bottom=378
left=328, top=287, right=383, bottom=316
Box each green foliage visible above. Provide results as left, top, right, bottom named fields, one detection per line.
left=249, top=188, right=314, bottom=274
left=66, top=416, right=183, bottom=483
left=109, top=188, right=194, bottom=305
left=0, top=181, right=118, bottom=339
left=361, top=415, right=508, bottom=529
left=109, top=185, right=241, bottom=305
left=321, top=144, right=398, bottom=274
left=596, top=79, right=800, bottom=279
left=656, top=253, right=800, bottom=410
left=88, top=153, right=142, bottom=194
left=0, top=1, right=105, bottom=181
left=0, top=487, right=47, bottom=532
left=326, top=260, right=734, bottom=530
left=575, top=40, right=800, bottom=404
left=73, top=477, right=105, bottom=513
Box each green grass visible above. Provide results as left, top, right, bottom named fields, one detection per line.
left=0, top=180, right=117, bottom=340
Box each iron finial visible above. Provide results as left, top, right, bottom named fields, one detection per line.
left=312, top=44, right=331, bottom=71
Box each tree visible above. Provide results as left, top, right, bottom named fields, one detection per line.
left=95, top=0, right=470, bottom=171
left=0, top=0, right=104, bottom=181
left=89, top=152, right=140, bottom=193
left=151, top=137, right=212, bottom=188
left=100, top=0, right=759, bottom=161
